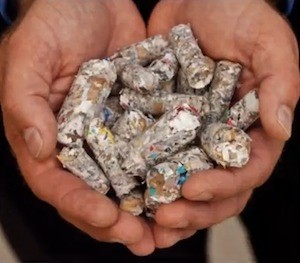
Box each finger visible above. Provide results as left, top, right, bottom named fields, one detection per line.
left=61, top=211, right=144, bottom=246
left=252, top=11, right=300, bottom=140
left=1, top=30, right=60, bottom=160
left=106, top=0, right=146, bottom=55
left=36, top=168, right=119, bottom=228
left=155, top=191, right=252, bottom=229
left=9, top=135, right=119, bottom=228
left=126, top=218, right=155, bottom=256
left=153, top=224, right=196, bottom=249
left=182, top=128, right=284, bottom=201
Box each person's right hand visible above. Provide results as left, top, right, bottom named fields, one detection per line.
left=0, top=0, right=155, bottom=256
left=147, top=0, right=300, bottom=249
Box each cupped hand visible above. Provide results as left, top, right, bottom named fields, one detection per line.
left=148, top=0, right=300, bottom=248
left=0, top=0, right=154, bottom=256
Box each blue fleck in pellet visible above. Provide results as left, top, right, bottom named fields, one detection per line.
left=149, top=152, right=158, bottom=160
left=176, top=165, right=187, bottom=175
left=103, top=132, right=107, bottom=140
left=149, top=187, right=156, bottom=196
left=103, top=107, right=111, bottom=122
left=177, top=175, right=188, bottom=185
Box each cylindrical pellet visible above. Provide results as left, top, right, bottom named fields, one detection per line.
left=224, top=89, right=259, bottom=130
left=122, top=104, right=201, bottom=178
left=120, top=189, right=145, bottom=216
left=120, top=88, right=209, bottom=117
left=177, top=68, right=194, bottom=95
left=95, top=96, right=124, bottom=129
left=159, top=79, right=176, bottom=94
left=110, top=35, right=169, bottom=66
left=201, top=123, right=251, bottom=168
left=85, top=118, right=138, bottom=198
left=132, top=104, right=201, bottom=164
left=57, top=59, right=117, bottom=146
left=145, top=147, right=213, bottom=213
left=148, top=49, right=178, bottom=82
left=112, top=109, right=155, bottom=141
left=112, top=109, right=155, bottom=159
left=114, top=58, right=159, bottom=94
left=169, top=24, right=215, bottom=89
left=206, top=60, right=242, bottom=125
left=110, top=81, right=123, bottom=96
left=57, top=147, right=110, bottom=194
left=177, top=68, right=208, bottom=96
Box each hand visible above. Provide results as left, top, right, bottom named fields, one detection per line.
left=0, top=0, right=155, bottom=256
left=148, top=0, right=300, bottom=248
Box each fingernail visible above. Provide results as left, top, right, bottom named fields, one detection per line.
left=277, top=104, right=293, bottom=139
left=23, top=127, right=43, bottom=158
left=196, top=192, right=213, bottom=201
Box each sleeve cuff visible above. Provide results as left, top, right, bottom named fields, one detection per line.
left=284, top=0, right=295, bottom=16
left=0, top=0, right=12, bottom=25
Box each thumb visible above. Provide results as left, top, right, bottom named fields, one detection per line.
left=253, top=16, right=300, bottom=141
left=2, top=75, right=57, bottom=160
left=1, top=38, right=57, bottom=160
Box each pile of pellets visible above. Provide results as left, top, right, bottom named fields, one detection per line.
left=56, top=24, right=259, bottom=217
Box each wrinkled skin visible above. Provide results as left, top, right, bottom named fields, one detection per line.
left=148, top=0, right=300, bottom=248
left=0, top=0, right=299, bottom=255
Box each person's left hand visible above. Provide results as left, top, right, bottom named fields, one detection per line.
left=148, top=0, right=300, bottom=248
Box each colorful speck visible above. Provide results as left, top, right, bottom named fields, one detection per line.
left=226, top=118, right=233, bottom=126
left=149, top=152, right=158, bottom=160
left=103, top=107, right=111, bottom=122
left=149, top=187, right=156, bottom=196
left=176, top=164, right=187, bottom=175
left=177, top=175, right=188, bottom=185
